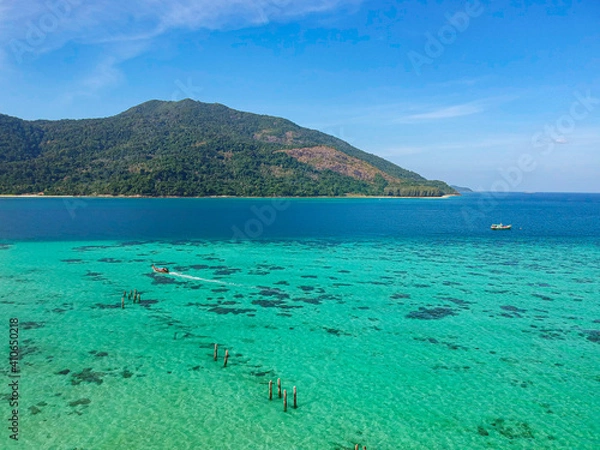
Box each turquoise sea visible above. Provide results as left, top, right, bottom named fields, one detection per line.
left=1, top=193, right=599, bottom=449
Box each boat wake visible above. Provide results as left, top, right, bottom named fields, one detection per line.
left=169, top=272, right=243, bottom=287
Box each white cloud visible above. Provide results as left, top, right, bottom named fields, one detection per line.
left=0, top=0, right=362, bottom=99
left=0, top=0, right=362, bottom=49
left=400, top=103, right=483, bottom=121
left=0, top=0, right=364, bottom=97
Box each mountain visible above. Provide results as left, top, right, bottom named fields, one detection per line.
left=450, top=185, right=474, bottom=193
left=0, top=99, right=456, bottom=197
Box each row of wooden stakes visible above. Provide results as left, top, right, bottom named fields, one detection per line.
left=213, top=344, right=298, bottom=411
left=121, top=289, right=141, bottom=308
left=212, top=344, right=367, bottom=447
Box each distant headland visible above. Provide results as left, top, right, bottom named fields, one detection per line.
left=0, top=99, right=457, bottom=198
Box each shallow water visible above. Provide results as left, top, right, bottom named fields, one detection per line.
left=1, top=194, right=599, bottom=449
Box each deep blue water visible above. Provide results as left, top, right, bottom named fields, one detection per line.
left=1, top=193, right=599, bottom=449
left=1, top=193, right=599, bottom=241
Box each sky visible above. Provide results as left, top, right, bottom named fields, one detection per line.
left=0, top=0, right=599, bottom=193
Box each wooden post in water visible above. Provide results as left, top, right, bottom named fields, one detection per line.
left=268, top=380, right=273, bottom=400
left=293, top=386, right=297, bottom=409
left=283, top=389, right=287, bottom=412
left=213, top=344, right=218, bottom=361
left=129, top=290, right=133, bottom=300
left=121, top=296, right=125, bottom=309
left=354, top=445, right=359, bottom=450
left=277, top=378, right=282, bottom=398
left=223, top=349, right=229, bottom=368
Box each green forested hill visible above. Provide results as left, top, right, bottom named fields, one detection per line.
left=0, top=99, right=456, bottom=197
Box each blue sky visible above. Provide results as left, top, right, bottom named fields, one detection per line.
left=1, top=0, right=599, bottom=192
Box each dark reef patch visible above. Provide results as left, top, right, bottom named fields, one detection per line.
left=582, top=330, right=600, bottom=343
left=21, top=321, right=45, bottom=330
left=573, top=277, right=594, bottom=284
left=208, top=306, right=256, bottom=315
left=61, top=259, right=83, bottom=264
left=406, top=307, right=457, bottom=320
left=85, top=271, right=107, bottom=281
left=248, top=270, right=270, bottom=276
left=119, top=241, right=147, bottom=247
left=214, top=268, right=241, bottom=276
left=293, top=293, right=342, bottom=305
left=365, top=280, right=392, bottom=286
left=440, top=297, right=472, bottom=308
left=56, top=369, right=70, bottom=375
left=256, top=288, right=290, bottom=300
left=489, top=418, right=534, bottom=439
left=145, top=273, right=186, bottom=285
left=500, top=305, right=527, bottom=318
left=68, top=398, right=91, bottom=407
left=98, top=258, right=122, bottom=264
left=414, top=336, right=467, bottom=351
left=252, top=299, right=302, bottom=310
left=138, top=299, right=159, bottom=308
left=71, top=368, right=105, bottom=385
left=19, top=340, right=39, bottom=359
left=432, top=364, right=471, bottom=372
left=293, top=297, right=321, bottom=305
left=323, top=327, right=351, bottom=337
left=390, top=293, right=410, bottom=300
left=532, top=293, right=553, bottom=301
left=299, top=285, right=315, bottom=292
left=251, top=370, right=274, bottom=377
left=486, top=289, right=510, bottom=294
left=74, top=245, right=112, bottom=252
left=29, top=406, right=42, bottom=415
left=538, top=328, right=567, bottom=340
left=91, top=303, right=121, bottom=310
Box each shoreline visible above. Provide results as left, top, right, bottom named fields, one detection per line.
left=0, top=194, right=459, bottom=200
